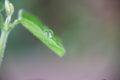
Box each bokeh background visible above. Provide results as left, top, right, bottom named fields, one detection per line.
left=0, top=0, right=120, bottom=80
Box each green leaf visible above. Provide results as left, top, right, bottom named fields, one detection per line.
left=18, top=10, right=65, bottom=57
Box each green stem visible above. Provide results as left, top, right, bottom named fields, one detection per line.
left=0, top=30, right=9, bottom=65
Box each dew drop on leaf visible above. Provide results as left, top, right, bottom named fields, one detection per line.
left=43, top=29, right=54, bottom=38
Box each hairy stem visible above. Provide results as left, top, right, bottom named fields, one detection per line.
left=0, top=30, right=9, bottom=65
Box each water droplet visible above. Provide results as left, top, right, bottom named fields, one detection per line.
left=45, top=32, right=52, bottom=38
left=44, top=29, right=54, bottom=38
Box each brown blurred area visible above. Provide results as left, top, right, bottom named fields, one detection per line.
left=0, top=0, right=120, bottom=80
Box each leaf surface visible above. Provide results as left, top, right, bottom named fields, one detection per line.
left=19, top=10, right=65, bottom=57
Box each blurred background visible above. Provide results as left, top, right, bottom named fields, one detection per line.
left=0, top=0, right=120, bottom=80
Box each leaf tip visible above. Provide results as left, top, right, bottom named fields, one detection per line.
left=56, top=47, right=66, bottom=57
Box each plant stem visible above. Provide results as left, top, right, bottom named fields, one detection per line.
left=0, top=30, right=9, bottom=65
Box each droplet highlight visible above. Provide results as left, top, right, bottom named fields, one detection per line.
left=43, top=29, right=54, bottom=38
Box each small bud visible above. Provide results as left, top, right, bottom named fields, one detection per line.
left=5, top=0, right=14, bottom=16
